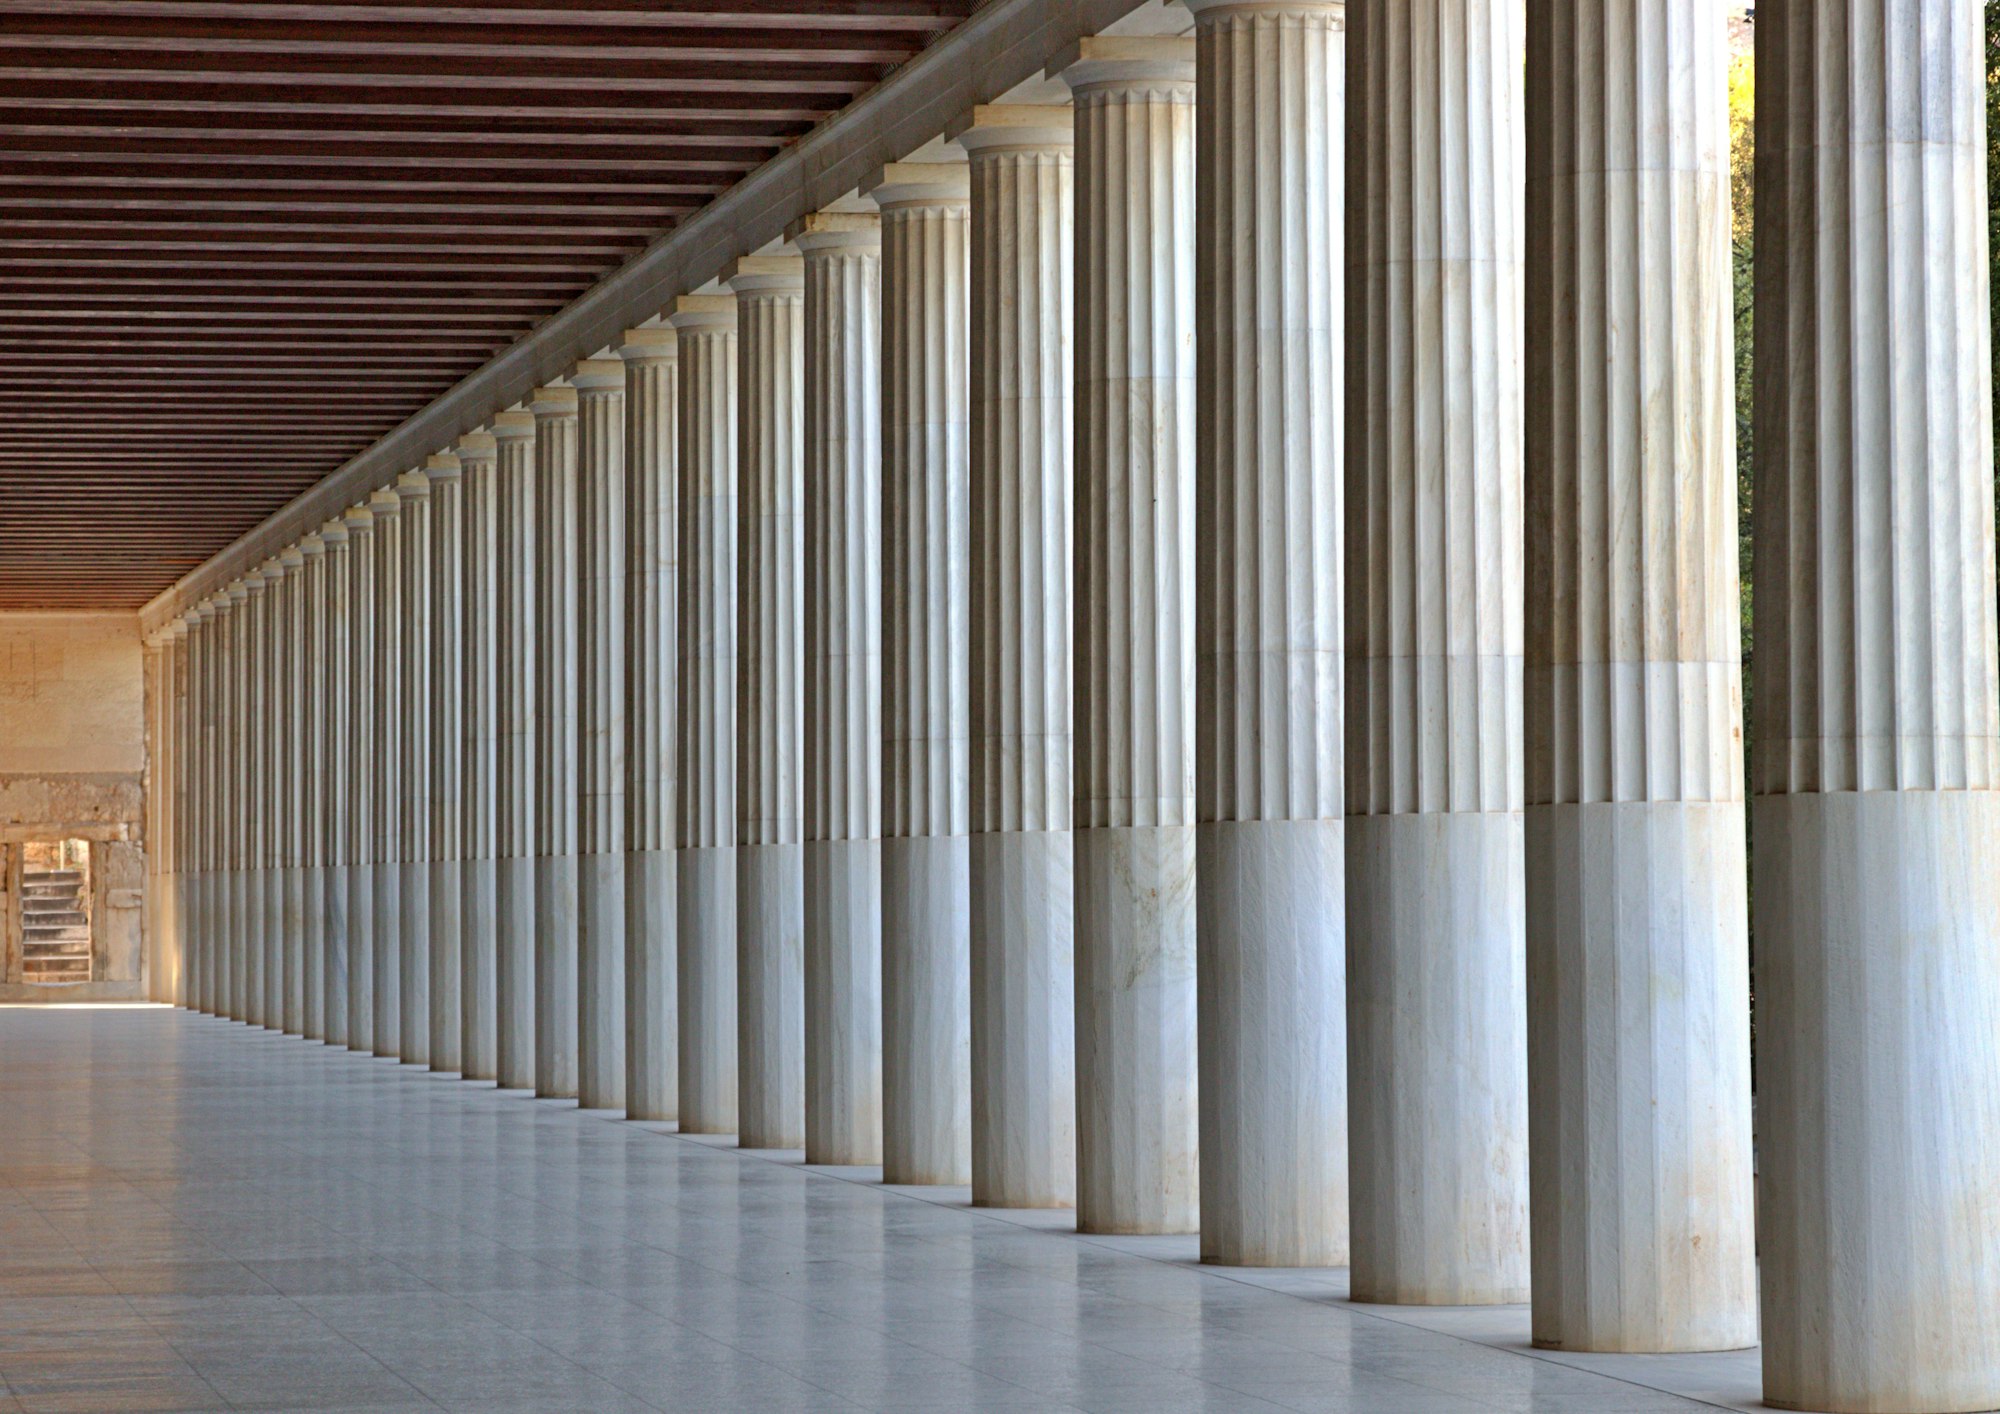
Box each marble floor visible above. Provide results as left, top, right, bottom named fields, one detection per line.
left=0, top=1005, right=1767, bottom=1414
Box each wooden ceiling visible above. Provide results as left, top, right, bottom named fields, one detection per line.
left=0, top=0, right=967, bottom=611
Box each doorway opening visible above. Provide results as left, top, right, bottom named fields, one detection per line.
left=19, top=840, right=92, bottom=984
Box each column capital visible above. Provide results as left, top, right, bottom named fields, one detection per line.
left=456, top=429, right=498, bottom=464
left=667, top=291, right=737, bottom=332
left=243, top=561, right=277, bottom=594
left=1053, top=35, right=1196, bottom=96
left=299, top=532, right=327, bottom=557
left=617, top=325, right=679, bottom=362
left=864, top=158, right=969, bottom=211
left=569, top=357, right=626, bottom=396
left=949, top=104, right=1075, bottom=157
left=320, top=514, right=351, bottom=545
left=725, top=252, right=805, bottom=298
left=785, top=211, right=880, bottom=256
left=1180, top=0, right=1343, bottom=21
left=490, top=408, right=536, bottom=443
left=529, top=383, right=577, bottom=419
left=223, top=582, right=250, bottom=606
left=366, top=486, right=400, bottom=519
left=396, top=469, right=432, bottom=500
left=423, top=450, right=462, bottom=481
left=278, top=546, right=306, bottom=572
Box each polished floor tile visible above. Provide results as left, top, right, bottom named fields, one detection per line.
left=0, top=1006, right=1758, bottom=1413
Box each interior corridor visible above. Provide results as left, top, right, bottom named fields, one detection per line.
left=0, top=1007, right=1762, bottom=1414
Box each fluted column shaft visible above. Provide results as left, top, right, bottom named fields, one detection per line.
left=1345, top=0, right=1530, bottom=1305
left=1522, top=0, right=1755, bottom=1354
left=621, top=330, right=679, bottom=1122
left=167, top=623, right=189, bottom=1006
left=1189, top=1, right=1347, bottom=1268
left=1754, top=2, right=2000, bottom=1407
left=732, top=258, right=807, bottom=1150
left=397, top=472, right=433, bottom=1066
left=277, top=548, right=307, bottom=1035
left=875, top=161, right=973, bottom=1187
left=957, top=109, right=1077, bottom=1210
left=265, top=558, right=293, bottom=1032
left=371, top=487, right=404, bottom=1058
left=575, top=361, right=628, bottom=1110
left=797, top=217, right=884, bottom=1165
left=459, top=433, right=500, bottom=1081
left=229, top=583, right=252, bottom=1021
left=427, top=454, right=464, bottom=1074
left=321, top=521, right=352, bottom=1047
left=184, top=608, right=210, bottom=1014
left=533, top=384, right=581, bottom=1099
left=344, top=505, right=377, bottom=1052
left=243, top=571, right=269, bottom=1025
left=493, top=410, right=539, bottom=1089
left=1065, top=39, right=1199, bottom=1235
left=673, top=294, right=740, bottom=1134
left=298, top=538, right=326, bottom=1039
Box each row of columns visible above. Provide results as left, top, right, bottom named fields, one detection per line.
left=140, top=1, right=2000, bottom=1407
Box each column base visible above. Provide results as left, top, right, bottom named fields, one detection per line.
left=346, top=862, right=374, bottom=1053
left=322, top=863, right=349, bottom=1048
left=578, top=849, right=626, bottom=1110
left=625, top=848, right=677, bottom=1122
left=534, top=851, right=578, bottom=1099
left=882, top=833, right=971, bottom=1186
left=372, top=862, right=401, bottom=1059
left=429, top=858, right=462, bottom=1074
left=495, top=854, right=535, bottom=1090
left=459, top=856, right=497, bottom=1081
left=677, top=845, right=738, bottom=1134
left=804, top=837, right=881, bottom=1165
left=399, top=860, right=430, bottom=1066
left=737, top=841, right=805, bottom=1149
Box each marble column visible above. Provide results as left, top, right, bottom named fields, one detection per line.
left=297, top=536, right=327, bottom=1039
left=320, top=516, right=353, bottom=1048
left=396, top=469, right=433, bottom=1067
left=954, top=106, right=1076, bottom=1210
left=145, top=634, right=172, bottom=1001
left=1753, top=1, right=2000, bottom=1407
left=575, top=358, right=628, bottom=1111
left=794, top=213, right=884, bottom=1165
left=532, top=383, right=580, bottom=1099
left=871, top=158, right=973, bottom=1187
left=1522, top=0, right=1755, bottom=1353
left=1346, top=0, right=1530, bottom=1305
left=493, top=408, right=538, bottom=1090
left=731, top=254, right=807, bottom=1150
left=620, top=327, right=679, bottom=1122
left=243, top=566, right=270, bottom=1027
left=371, top=484, right=404, bottom=1059
left=672, top=291, right=740, bottom=1134
left=183, top=606, right=209, bottom=1014
left=426, top=452, right=464, bottom=1074
left=345, top=501, right=378, bottom=1053
left=260, top=558, right=287, bottom=1030
left=277, top=546, right=308, bottom=1035
left=1063, top=37, right=1200, bottom=1234
left=458, top=431, right=500, bottom=1082
left=1187, top=0, right=1346, bottom=1267
left=227, top=581, right=251, bottom=1021
left=167, top=620, right=190, bottom=1006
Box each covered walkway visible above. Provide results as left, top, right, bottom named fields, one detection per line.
left=0, top=1006, right=1747, bottom=1414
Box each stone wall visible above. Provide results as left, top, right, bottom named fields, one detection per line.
left=0, top=613, right=149, bottom=1001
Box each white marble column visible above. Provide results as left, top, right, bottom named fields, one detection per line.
left=493, top=408, right=538, bottom=1090
left=228, top=581, right=252, bottom=1022
left=1522, top=0, right=1755, bottom=1353
left=397, top=469, right=433, bottom=1067
left=371, top=485, right=405, bottom=1059
left=621, top=327, right=679, bottom=1122
left=1187, top=0, right=1346, bottom=1267
left=1754, top=1, right=2000, bottom=1406
left=954, top=106, right=1077, bottom=1210
left=1063, top=37, right=1199, bottom=1235
left=795, top=213, right=884, bottom=1165
left=1346, top=0, right=1530, bottom=1305
left=277, top=546, right=308, bottom=1035
left=167, top=620, right=190, bottom=1006
left=243, top=566, right=271, bottom=1026
left=871, top=158, right=973, bottom=1187
left=458, top=431, right=500, bottom=1082
left=533, top=383, right=580, bottom=1099
left=345, top=501, right=379, bottom=1053
left=731, top=255, right=807, bottom=1151
left=263, top=558, right=289, bottom=1031
left=672, top=292, right=740, bottom=1134
left=297, top=536, right=327, bottom=1039
left=183, top=606, right=210, bottom=1014
left=426, top=452, right=464, bottom=1074
left=575, top=358, right=628, bottom=1111
left=320, top=517, right=352, bottom=1048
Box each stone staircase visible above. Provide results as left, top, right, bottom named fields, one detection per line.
left=21, top=867, right=91, bottom=983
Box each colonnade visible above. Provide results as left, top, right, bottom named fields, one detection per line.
left=139, top=2, right=2000, bottom=1408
